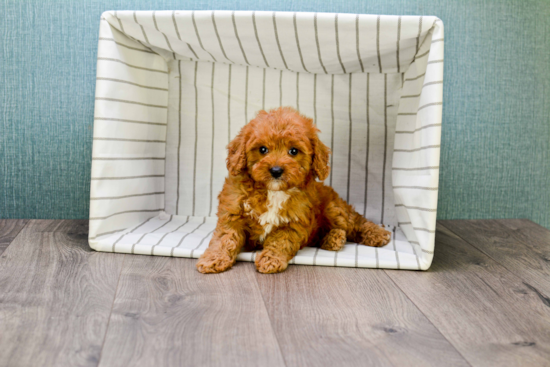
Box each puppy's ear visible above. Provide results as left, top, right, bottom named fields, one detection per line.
left=311, top=134, right=331, bottom=181
left=226, top=130, right=247, bottom=176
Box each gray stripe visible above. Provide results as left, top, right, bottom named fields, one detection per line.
left=89, top=228, right=126, bottom=240
left=422, top=248, right=434, bottom=254
left=96, top=77, right=168, bottom=91
left=91, top=175, right=164, bottom=181
left=176, top=61, right=182, bottom=215
left=133, top=11, right=150, bottom=44
left=394, top=144, right=441, bottom=153
left=423, top=80, right=443, bottom=88
left=346, top=73, right=352, bottom=202
left=209, top=63, right=216, bottom=216
left=90, top=208, right=164, bottom=221
left=376, top=16, right=382, bottom=73
left=192, top=62, right=199, bottom=215
left=355, top=15, right=364, bottom=72
left=296, top=72, right=300, bottom=111
left=228, top=64, right=232, bottom=143
left=414, top=227, right=436, bottom=233
left=432, top=38, right=444, bottom=43
left=192, top=11, right=217, bottom=61
left=335, top=14, right=347, bottom=73
left=245, top=66, right=249, bottom=123
left=232, top=11, right=250, bottom=65
left=405, top=72, right=425, bottom=82
left=93, top=137, right=166, bottom=143
left=396, top=16, right=401, bottom=73
left=334, top=248, right=338, bottom=267
left=415, top=49, right=430, bottom=59
left=153, top=11, right=176, bottom=58
left=91, top=191, right=165, bottom=200
left=398, top=222, right=412, bottom=225
left=172, top=218, right=207, bottom=256
left=252, top=11, right=269, bottom=67
left=98, top=38, right=154, bottom=54
left=313, top=74, right=317, bottom=123
left=393, top=185, right=438, bottom=191
left=398, top=112, right=419, bottom=116
left=172, top=11, right=199, bottom=59
left=395, top=204, right=437, bottom=212
left=190, top=228, right=216, bottom=258
left=95, top=97, right=167, bottom=109
left=293, top=13, right=309, bottom=72
left=375, top=247, right=379, bottom=268
left=312, top=247, right=320, bottom=265
left=427, top=59, right=444, bottom=64
left=363, top=74, right=370, bottom=217
left=272, top=12, right=288, bottom=69
left=132, top=215, right=174, bottom=253
left=355, top=243, right=359, bottom=267
left=111, top=216, right=156, bottom=252
left=94, top=117, right=167, bottom=126
left=212, top=11, right=233, bottom=62
left=91, top=157, right=165, bottom=161
left=393, top=166, right=439, bottom=171
left=401, top=94, right=421, bottom=99
left=329, top=74, right=335, bottom=187
left=314, top=13, right=328, bottom=74
left=262, top=68, right=266, bottom=110
left=415, top=16, right=423, bottom=53
left=97, top=57, right=168, bottom=74
left=151, top=216, right=190, bottom=254
left=115, top=11, right=125, bottom=32
left=418, top=101, right=443, bottom=111
left=381, top=74, right=387, bottom=224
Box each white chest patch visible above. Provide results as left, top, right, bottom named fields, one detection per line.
left=258, top=190, right=291, bottom=242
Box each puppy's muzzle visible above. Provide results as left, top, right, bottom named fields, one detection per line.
left=269, top=166, right=284, bottom=179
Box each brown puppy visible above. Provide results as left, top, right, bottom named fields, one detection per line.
left=197, top=107, right=391, bottom=274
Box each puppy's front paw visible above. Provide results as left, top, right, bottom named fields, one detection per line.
left=320, top=229, right=347, bottom=251
left=196, top=250, right=235, bottom=274
left=361, top=225, right=391, bottom=247
left=255, top=249, right=289, bottom=274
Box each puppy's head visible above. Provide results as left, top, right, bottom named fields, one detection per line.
left=227, top=107, right=330, bottom=191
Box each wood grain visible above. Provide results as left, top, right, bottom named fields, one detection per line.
left=0, top=219, right=28, bottom=255
left=442, top=219, right=550, bottom=297
left=0, top=220, right=125, bottom=367
left=254, top=264, right=469, bottom=367
left=385, top=223, right=550, bottom=367
left=98, top=258, right=286, bottom=367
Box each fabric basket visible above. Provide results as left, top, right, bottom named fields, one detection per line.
left=89, top=10, right=444, bottom=270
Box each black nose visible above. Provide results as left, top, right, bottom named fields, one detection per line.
left=269, top=166, right=284, bottom=178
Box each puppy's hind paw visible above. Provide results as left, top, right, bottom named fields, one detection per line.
left=196, top=250, right=235, bottom=274
left=320, top=229, right=347, bottom=251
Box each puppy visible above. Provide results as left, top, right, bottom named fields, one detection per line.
left=197, top=107, right=391, bottom=274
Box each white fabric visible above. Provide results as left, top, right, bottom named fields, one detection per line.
left=89, top=11, right=444, bottom=270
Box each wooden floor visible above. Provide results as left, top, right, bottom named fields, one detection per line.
left=1, top=219, right=550, bottom=367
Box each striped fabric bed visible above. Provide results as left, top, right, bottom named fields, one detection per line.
left=89, top=11, right=443, bottom=270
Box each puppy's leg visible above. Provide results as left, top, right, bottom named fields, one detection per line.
left=196, top=221, right=245, bottom=274
left=255, top=225, right=305, bottom=274
left=319, top=200, right=349, bottom=251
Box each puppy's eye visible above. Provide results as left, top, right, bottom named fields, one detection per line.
left=289, top=148, right=299, bottom=156
left=259, top=146, right=269, bottom=154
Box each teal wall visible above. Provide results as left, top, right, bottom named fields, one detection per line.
left=1, top=0, right=549, bottom=228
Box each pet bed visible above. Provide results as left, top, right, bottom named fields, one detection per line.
left=89, top=10, right=443, bottom=270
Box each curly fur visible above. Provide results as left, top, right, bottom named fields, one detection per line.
left=197, top=107, right=391, bottom=274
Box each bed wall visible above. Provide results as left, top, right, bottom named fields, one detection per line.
left=1, top=0, right=549, bottom=229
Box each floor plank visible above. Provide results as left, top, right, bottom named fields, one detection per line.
left=254, top=264, right=469, bottom=367
left=385, top=223, right=550, bottom=367
left=442, top=219, right=550, bottom=297
left=0, top=220, right=125, bottom=367
left=0, top=219, right=29, bottom=255
left=98, top=258, right=286, bottom=367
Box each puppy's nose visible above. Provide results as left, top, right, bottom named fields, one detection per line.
left=269, top=166, right=284, bottom=178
